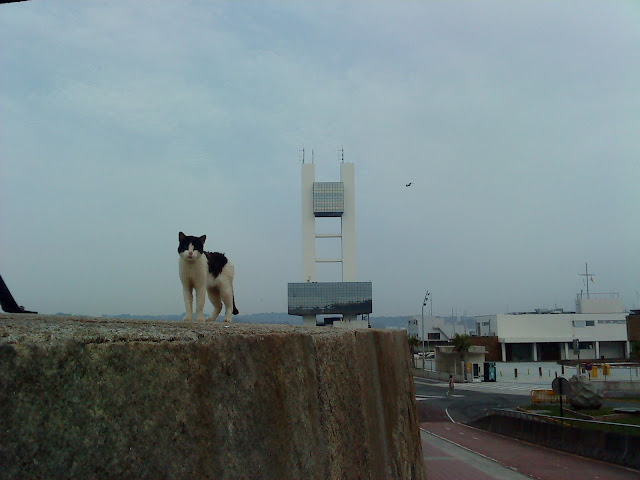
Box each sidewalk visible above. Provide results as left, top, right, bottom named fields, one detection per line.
left=421, top=429, right=530, bottom=480
left=421, top=420, right=639, bottom=480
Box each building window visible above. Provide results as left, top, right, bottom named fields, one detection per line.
left=573, top=320, right=595, bottom=327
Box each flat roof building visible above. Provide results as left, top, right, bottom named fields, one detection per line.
left=475, top=294, right=630, bottom=362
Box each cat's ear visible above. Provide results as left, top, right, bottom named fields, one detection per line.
left=199, top=235, right=206, bottom=244
left=179, top=232, right=186, bottom=242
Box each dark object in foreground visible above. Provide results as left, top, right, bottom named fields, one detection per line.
left=0, top=274, right=36, bottom=313
left=0, top=316, right=424, bottom=480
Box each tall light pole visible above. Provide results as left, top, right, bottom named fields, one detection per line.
left=421, top=291, right=430, bottom=369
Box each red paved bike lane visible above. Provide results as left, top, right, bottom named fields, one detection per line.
left=421, top=421, right=639, bottom=480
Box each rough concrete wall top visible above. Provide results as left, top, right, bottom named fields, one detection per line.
left=0, top=314, right=424, bottom=480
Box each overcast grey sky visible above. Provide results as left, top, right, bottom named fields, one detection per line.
left=1, top=1, right=639, bottom=318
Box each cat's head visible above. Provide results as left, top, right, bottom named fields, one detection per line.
left=178, top=232, right=206, bottom=261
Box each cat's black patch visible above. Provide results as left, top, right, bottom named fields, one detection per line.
left=178, top=232, right=206, bottom=254
left=205, top=252, right=228, bottom=278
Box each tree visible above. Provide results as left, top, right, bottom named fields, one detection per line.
left=407, top=335, right=421, bottom=368
left=451, top=333, right=472, bottom=375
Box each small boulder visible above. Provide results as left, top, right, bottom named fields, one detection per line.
left=568, top=374, right=603, bottom=410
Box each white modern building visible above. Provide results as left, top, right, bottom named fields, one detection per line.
left=288, top=159, right=372, bottom=328
left=407, top=316, right=461, bottom=347
left=475, top=294, right=630, bottom=362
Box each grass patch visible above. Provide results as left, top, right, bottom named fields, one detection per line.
left=536, top=404, right=618, bottom=417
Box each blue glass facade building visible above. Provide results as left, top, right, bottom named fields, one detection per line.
left=288, top=282, right=373, bottom=315
left=313, top=182, right=344, bottom=217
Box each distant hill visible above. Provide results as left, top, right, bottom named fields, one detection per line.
left=369, top=316, right=411, bottom=329
left=55, top=312, right=475, bottom=331
left=234, top=312, right=301, bottom=325
left=370, top=316, right=476, bottom=332
left=55, top=312, right=303, bottom=325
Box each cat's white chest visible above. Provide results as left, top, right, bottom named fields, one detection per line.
left=179, top=257, right=208, bottom=287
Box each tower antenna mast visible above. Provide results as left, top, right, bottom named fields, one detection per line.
left=300, top=147, right=305, bottom=164
left=578, top=262, right=595, bottom=299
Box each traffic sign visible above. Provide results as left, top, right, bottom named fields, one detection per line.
left=552, top=377, right=570, bottom=395
left=552, top=376, right=570, bottom=418
left=585, top=363, right=592, bottom=371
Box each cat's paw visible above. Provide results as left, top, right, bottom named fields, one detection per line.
left=205, top=316, right=216, bottom=322
left=223, top=318, right=232, bottom=323
left=195, top=314, right=205, bottom=322
left=183, top=315, right=192, bottom=322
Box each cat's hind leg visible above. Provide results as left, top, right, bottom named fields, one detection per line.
left=206, top=287, right=222, bottom=322
left=220, top=286, right=235, bottom=323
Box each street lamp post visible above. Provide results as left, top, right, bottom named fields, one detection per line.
left=421, top=291, right=430, bottom=369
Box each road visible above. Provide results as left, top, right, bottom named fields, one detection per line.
left=415, top=377, right=639, bottom=480
left=414, top=377, right=529, bottom=423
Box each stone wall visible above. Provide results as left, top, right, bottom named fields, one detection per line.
left=470, top=336, right=501, bottom=361
left=0, top=314, right=424, bottom=480
left=627, top=312, right=640, bottom=342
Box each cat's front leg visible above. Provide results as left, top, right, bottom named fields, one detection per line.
left=182, top=288, right=194, bottom=322
left=194, top=286, right=206, bottom=322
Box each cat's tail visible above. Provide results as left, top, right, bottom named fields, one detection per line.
left=232, top=295, right=239, bottom=315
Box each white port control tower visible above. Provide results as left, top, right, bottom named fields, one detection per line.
left=288, top=159, right=372, bottom=328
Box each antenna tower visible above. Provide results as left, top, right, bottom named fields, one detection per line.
left=578, top=262, right=595, bottom=299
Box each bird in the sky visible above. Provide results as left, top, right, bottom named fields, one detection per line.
left=406, top=182, right=412, bottom=187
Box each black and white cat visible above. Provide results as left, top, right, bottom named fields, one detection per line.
left=178, top=232, right=238, bottom=322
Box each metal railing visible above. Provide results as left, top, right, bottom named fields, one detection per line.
left=591, top=364, right=640, bottom=382
left=491, top=408, right=640, bottom=433
left=472, top=408, right=640, bottom=469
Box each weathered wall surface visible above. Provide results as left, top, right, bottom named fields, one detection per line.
left=470, top=336, right=501, bottom=361
left=0, top=314, right=424, bottom=480
left=628, top=312, right=640, bottom=343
